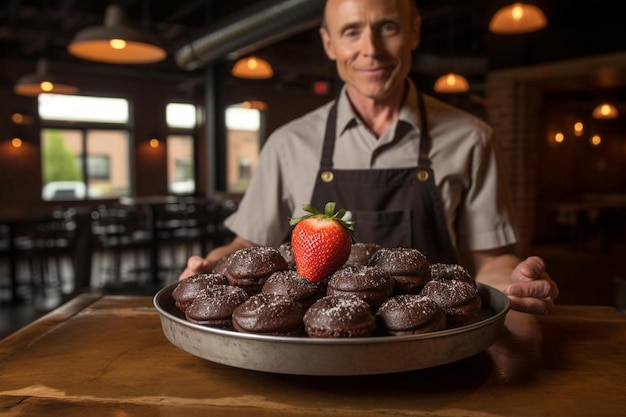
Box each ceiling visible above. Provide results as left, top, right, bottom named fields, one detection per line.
left=2, top=0, right=626, bottom=93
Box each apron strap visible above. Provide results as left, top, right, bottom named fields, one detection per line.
left=416, top=89, right=431, bottom=168
left=320, top=101, right=338, bottom=170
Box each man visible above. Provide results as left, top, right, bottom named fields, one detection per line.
left=180, top=0, right=559, bottom=315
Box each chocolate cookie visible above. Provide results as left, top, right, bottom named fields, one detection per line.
left=232, top=293, right=305, bottom=336
left=261, top=269, right=325, bottom=309
left=304, top=295, right=377, bottom=338
left=226, top=246, right=289, bottom=295
left=277, top=242, right=296, bottom=269
left=376, top=294, right=447, bottom=336
left=172, top=273, right=229, bottom=312
left=326, top=265, right=393, bottom=311
left=184, top=284, right=249, bottom=329
left=429, top=263, right=476, bottom=288
left=368, top=247, right=430, bottom=294
left=420, top=279, right=482, bottom=325
left=345, top=242, right=382, bottom=266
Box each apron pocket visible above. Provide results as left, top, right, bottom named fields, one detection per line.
left=354, top=210, right=412, bottom=248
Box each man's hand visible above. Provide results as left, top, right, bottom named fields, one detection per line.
left=504, top=256, right=559, bottom=314
left=178, top=255, right=213, bottom=281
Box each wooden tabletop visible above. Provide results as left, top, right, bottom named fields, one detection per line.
left=1, top=294, right=625, bottom=416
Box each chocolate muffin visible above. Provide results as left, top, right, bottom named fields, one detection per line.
left=368, top=247, right=430, bottom=294
left=184, top=284, right=250, bottom=329
left=345, top=242, right=382, bottom=266
left=303, top=295, right=377, bottom=338
left=326, top=265, right=393, bottom=311
left=277, top=242, right=296, bottom=269
left=172, top=273, right=229, bottom=312
left=226, top=246, right=289, bottom=295
left=420, top=279, right=482, bottom=325
left=376, top=294, right=447, bottom=336
left=261, top=269, right=325, bottom=309
left=429, top=263, right=476, bottom=288
left=232, top=293, right=306, bottom=336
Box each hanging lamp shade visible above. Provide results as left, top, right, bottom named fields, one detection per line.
left=592, top=103, right=619, bottom=119
left=489, top=3, right=547, bottom=34
left=231, top=56, right=274, bottom=79
left=433, top=72, right=469, bottom=93
left=14, top=59, right=79, bottom=96
left=67, top=4, right=166, bottom=64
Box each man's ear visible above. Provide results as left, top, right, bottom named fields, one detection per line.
left=319, top=27, right=337, bottom=61
left=410, top=15, right=421, bottom=50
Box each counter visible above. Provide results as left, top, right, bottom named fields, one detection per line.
left=1, top=294, right=624, bottom=416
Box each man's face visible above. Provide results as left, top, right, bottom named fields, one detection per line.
left=320, top=0, right=420, bottom=101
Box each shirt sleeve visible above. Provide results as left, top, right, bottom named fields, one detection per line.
left=456, top=130, right=518, bottom=251
left=223, top=133, right=293, bottom=247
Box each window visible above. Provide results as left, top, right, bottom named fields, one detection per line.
left=225, top=103, right=264, bottom=193
left=39, top=94, right=131, bottom=201
left=167, top=103, right=197, bottom=195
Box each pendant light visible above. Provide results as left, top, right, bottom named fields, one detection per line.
left=433, top=16, right=469, bottom=94
left=592, top=103, right=619, bottom=119
left=68, top=4, right=166, bottom=64
left=14, top=59, right=79, bottom=97
left=231, top=56, right=274, bottom=79
left=489, top=3, right=547, bottom=34
left=434, top=72, right=469, bottom=93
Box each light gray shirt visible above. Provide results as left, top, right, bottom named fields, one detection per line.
left=225, top=80, right=518, bottom=251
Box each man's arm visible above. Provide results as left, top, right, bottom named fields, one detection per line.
left=461, top=248, right=559, bottom=315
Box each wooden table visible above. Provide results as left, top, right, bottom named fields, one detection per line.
left=1, top=294, right=625, bottom=416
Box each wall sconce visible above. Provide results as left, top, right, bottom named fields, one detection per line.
left=149, top=138, right=160, bottom=148
left=590, top=135, right=602, bottom=146
left=68, top=4, right=166, bottom=64
left=231, top=56, right=274, bottom=79
left=489, top=3, right=547, bottom=34
left=11, top=137, right=23, bottom=148
left=14, top=59, right=79, bottom=96
left=553, top=132, right=565, bottom=144
left=592, top=103, right=618, bottom=119
left=434, top=72, right=469, bottom=93
left=573, top=122, right=584, bottom=137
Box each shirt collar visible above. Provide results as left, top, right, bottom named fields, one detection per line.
left=335, top=79, right=423, bottom=137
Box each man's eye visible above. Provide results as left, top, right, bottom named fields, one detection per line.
left=380, top=23, right=399, bottom=36
left=343, top=28, right=360, bottom=38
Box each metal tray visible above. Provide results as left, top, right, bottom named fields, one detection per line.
left=154, top=282, right=510, bottom=375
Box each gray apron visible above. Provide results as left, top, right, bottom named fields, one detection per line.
left=309, top=90, right=458, bottom=264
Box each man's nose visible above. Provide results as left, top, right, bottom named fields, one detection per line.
left=361, top=28, right=382, bottom=56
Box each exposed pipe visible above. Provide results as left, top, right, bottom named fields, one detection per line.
left=175, top=0, right=325, bottom=71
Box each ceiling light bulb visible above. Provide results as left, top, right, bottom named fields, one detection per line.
left=40, top=81, right=53, bottom=92
left=110, top=39, right=127, bottom=50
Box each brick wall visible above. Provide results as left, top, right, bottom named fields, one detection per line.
left=485, top=76, right=540, bottom=256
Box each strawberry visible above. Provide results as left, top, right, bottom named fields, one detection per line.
left=289, top=202, right=355, bottom=283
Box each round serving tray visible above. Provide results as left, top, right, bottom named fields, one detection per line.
left=154, top=282, right=510, bottom=376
